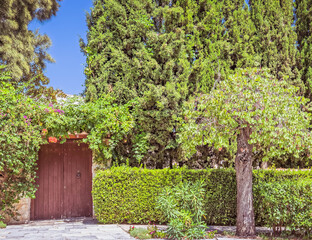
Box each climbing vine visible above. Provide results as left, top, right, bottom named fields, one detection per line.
left=43, top=95, right=135, bottom=163
left=0, top=66, right=134, bottom=220
left=0, top=71, right=59, bottom=219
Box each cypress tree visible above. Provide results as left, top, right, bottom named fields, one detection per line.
left=82, top=0, right=270, bottom=167
left=223, top=0, right=257, bottom=69
left=189, top=0, right=230, bottom=93
left=249, top=0, right=304, bottom=92
left=83, top=0, right=231, bottom=166
left=296, top=0, right=312, bottom=98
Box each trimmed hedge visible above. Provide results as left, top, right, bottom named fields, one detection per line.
left=257, top=179, right=312, bottom=236
left=92, top=166, right=312, bottom=226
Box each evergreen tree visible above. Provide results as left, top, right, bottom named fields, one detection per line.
left=82, top=0, right=267, bottom=167
left=223, top=0, right=257, bottom=69
left=189, top=0, right=229, bottom=93
left=296, top=0, right=312, bottom=99
left=249, top=0, right=304, bottom=92
left=0, top=0, right=62, bottom=97
left=82, top=0, right=236, bottom=167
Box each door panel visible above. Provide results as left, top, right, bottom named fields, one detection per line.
left=31, top=140, right=92, bottom=220
left=63, top=142, right=92, bottom=218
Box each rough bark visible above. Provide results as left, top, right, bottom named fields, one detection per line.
left=235, top=127, right=256, bottom=237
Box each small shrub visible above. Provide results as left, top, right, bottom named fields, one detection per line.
left=157, top=180, right=210, bottom=239
left=0, top=221, right=6, bottom=228
left=257, top=179, right=312, bottom=237
left=147, top=223, right=167, bottom=238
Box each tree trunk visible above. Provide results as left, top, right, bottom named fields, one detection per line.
left=235, top=127, right=256, bottom=237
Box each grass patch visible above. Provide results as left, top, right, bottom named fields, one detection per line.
left=129, top=228, right=152, bottom=239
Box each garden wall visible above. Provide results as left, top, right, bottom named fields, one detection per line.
left=93, top=167, right=312, bottom=226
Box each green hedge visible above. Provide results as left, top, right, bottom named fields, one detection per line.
left=256, top=179, right=312, bottom=236
left=92, top=166, right=312, bottom=225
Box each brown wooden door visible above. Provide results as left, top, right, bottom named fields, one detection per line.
left=31, top=140, right=92, bottom=220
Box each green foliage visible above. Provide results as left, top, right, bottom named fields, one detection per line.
left=82, top=0, right=312, bottom=168
left=129, top=227, right=152, bottom=239
left=82, top=0, right=259, bottom=168
left=92, top=166, right=312, bottom=227
left=0, top=68, right=60, bottom=219
left=93, top=166, right=176, bottom=223
left=0, top=221, right=6, bottom=228
left=147, top=224, right=167, bottom=238
left=296, top=0, right=312, bottom=99
left=249, top=0, right=303, bottom=91
left=157, top=181, right=209, bottom=240
left=43, top=95, right=134, bottom=164
left=179, top=68, right=312, bottom=162
left=256, top=179, right=312, bottom=237
left=129, top=225, right=168, bottom=239
left=0, top=0, right=63, bottom=98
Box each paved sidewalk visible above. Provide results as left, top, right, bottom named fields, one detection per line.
left=0, top=219, right=134, bottom=240
left=0, top=219, right=267, bottom=240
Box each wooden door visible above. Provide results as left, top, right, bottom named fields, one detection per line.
left=31, top=140, right=92, bottom=220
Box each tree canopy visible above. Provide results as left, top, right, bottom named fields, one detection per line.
left=82, top=0, right=312, bottom=168
left=180, top=69, right=312, bottom=161
left=0, top=0, right=62, bottom=98
left=179, top=68, right=312, bottom=236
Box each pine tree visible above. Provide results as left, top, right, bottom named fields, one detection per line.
left=0, top=0, right=61, bottom=96
left=249, top=0, right=304, bottom=92
left=296, top=0, right=312, bottom=99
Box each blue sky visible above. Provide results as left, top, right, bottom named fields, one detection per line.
left=30, top=0, right=93, bottom=95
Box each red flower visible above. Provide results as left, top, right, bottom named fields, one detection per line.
left=48, top=137, right=57, bottom=143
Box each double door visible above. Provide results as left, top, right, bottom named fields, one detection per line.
left=31, top=140, right=92, bottom=220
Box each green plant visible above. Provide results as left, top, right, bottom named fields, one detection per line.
left=0, top=68, right=61, bottom=219
left=157, top=180, right=208, bottom=239
left=147, top=223, right=168, bottom=238
left=256, top=179, right=312, bottom=237
left=0, top=221, right=6, bottom=228
left=155, top=231, right=167, bottom=238
left=129, top=226, right=152, bottom=239
left=179, top=68, right=312, bottom=236
left=206, top=230, right=217, bottom=239
left=93, top=166, right=312, bottom=230
left=43, top=94, right=134, bottom=165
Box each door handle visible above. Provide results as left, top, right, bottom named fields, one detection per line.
left=76, top=171, right=81, bottom=179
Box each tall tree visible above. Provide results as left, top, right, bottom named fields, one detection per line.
left=296, top=0, right=312, bottom=99
left=82, top=0, right=261, bottom=166
left=82, top=0, right=233, bottom=166
left=249, top=0, right=304, bottom=92
left=223, top=0, right=257, bottom=70
left=180, top=68, right=312, bottom=236
left=0, top=0, right=62, bottom=97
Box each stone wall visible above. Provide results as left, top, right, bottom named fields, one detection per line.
left=4, top=198, right=31, bottom=224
